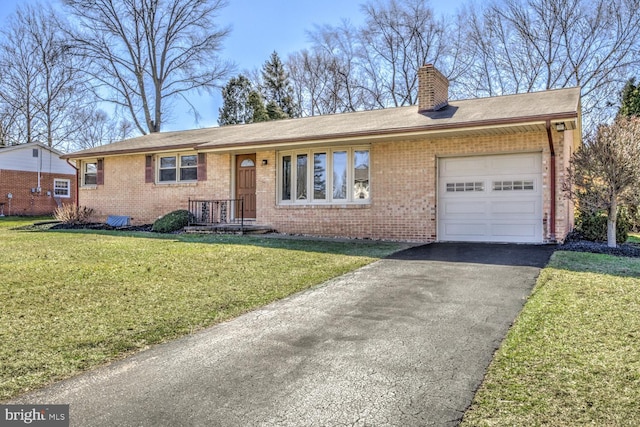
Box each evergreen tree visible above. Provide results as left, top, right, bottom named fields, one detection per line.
left=218, top=75, right=254, bottom=125
left=261, top=51, right=300, bottom=119
left=620, top=78, right=640, bottom=118
left=248, top=91, right=269, bottom=123
left=266, top=100, right=288, bottom=121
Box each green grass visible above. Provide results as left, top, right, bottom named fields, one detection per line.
left=629, top=233, right=640, bottom=243
left=462, top=251, right=640, bottom=426
left=0, top=217, right=404, bottom=400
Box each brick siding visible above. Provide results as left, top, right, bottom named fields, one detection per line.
left=77, top=128, right=573, bottom=243
left=78, top=153, right=231, bottom=224
left=0, top=170, right=76, bottom=216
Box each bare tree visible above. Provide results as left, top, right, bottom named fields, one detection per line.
left=71, top=108, right=135, bottom=150
left=457, top=0, right=640, bottom=130
left=564, top=117, right=640, bottom=247
left=63, top=0, right=232, bottom=134
left=0, top=3, right=90, bottom=149
left=288, top=20, right=367, bottom=116
left=358, top=0, right=448, bottom=108
left=289, top=0, right=450, bottom=115
left=0, top=6, right=43, bottom=145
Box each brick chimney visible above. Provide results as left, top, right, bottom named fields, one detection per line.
left=418, top=64, right=449, bottom=112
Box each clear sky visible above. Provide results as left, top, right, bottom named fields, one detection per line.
left=0, top=0, right=468, bottom=131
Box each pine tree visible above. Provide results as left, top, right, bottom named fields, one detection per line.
left=620, top=78, right=640, bottom=118
left=248, top=91, right=269, bottom=123
left=218, top=75, right=254, bottom=126
left=266, top=100, right=288, bottom=121
left=261, top=51, right=300, bottom=119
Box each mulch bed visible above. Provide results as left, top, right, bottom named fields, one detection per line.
left=49, top=222, right=154, bottom=232
left=559, top=231, right=640, bottom=258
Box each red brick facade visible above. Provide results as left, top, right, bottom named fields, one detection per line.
left=0, top=170, right=76, bottom=216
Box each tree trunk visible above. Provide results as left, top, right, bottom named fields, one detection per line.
left=607, top=199, right=617, bottom=248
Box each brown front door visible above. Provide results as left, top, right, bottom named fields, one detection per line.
left=236, top=154, right=256, bottom=219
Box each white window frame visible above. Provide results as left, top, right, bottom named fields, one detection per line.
left=157, top=153, right=198, bottom=183
left=492, top=180, right=535, bottom=191
left=53, top=179, right=71, bottom=198
left=278, top=146, right=370, bottom=205
left=81, top=160, right=98, bottom=187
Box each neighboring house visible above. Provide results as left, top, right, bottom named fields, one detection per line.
left=0, top=143, right=77, bottom=216
left=62, top=65, right=581, bottom=243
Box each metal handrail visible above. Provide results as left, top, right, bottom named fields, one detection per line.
left=188, top=198, right=244, bottom=233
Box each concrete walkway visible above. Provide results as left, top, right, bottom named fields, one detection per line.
left=11, top=243, right=555, bottom=426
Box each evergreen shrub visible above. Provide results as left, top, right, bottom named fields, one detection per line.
left=152, top=209, right=193, bottom=233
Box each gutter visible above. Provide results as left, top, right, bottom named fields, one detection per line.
left=545, top=120, right=556, bottom=242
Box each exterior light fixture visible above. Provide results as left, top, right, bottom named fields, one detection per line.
left=555, top=122, right=566, bottom=132
left=262, top=159, right=268, bottom=165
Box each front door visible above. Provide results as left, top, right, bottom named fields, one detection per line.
left=236, top=154, right=256, bottom=219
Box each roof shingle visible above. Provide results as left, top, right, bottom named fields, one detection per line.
left=64, top=87, right=580, bottom=159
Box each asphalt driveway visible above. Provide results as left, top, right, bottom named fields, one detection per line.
left=11, top=243, right=555, bottom=426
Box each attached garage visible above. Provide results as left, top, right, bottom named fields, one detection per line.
left=438, top=153, right=543, bottom=243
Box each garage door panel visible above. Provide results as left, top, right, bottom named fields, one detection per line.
left=440, top=157, right=490, bottom=176
left=490, top=200, right=538, bottom=215
left=443, top=201, right=487, bottom=215
left=442, top=223, right=488, bottom=237
left=491, top=223, right=539, bottom=238
left=489, top=154, right=541, bottom=174
left=438, top=153, right=543, bottom=243
left=441, top=153, right=541, bottom=177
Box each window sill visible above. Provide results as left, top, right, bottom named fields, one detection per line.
left=80, top=185, right=98, bottom=190
left=276, top=203, right=370, bottom=209
left=155, top=181, right=198, bottom=187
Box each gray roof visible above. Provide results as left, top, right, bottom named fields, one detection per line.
left=1, top=142, right=66, bottom=157
left=64, top=87, right=580, bottom=159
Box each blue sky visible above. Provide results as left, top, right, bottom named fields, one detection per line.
left=0, top=0, right=467, bottom=131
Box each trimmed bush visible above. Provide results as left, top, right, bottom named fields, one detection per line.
left=152, top=209, right=193, bottom=233
left=54, top=205, right=94, bottom=225
left=575, top=209, right=629, bottom=244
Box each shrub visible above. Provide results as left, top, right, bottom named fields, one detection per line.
left=54, top=205, right=94, bottom=225
left=575, top=209, right=629, bottom=244
left=151, top=209, right=193, bottom=233
left=623, top=205, right=640, bottom=232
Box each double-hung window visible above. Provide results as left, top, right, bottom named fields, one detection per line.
left=279, top=147, right=370, bottom=204
left=158, top=154, right=197, bottom=183
left=82, top=161, right=97, bottom=186
left=53, top=179, right=71, bottom=197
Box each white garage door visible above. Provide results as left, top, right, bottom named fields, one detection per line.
left=438, top=153, right=543, bottom=243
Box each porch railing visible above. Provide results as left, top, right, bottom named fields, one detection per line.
left=188, top=198, right=244, bottom=230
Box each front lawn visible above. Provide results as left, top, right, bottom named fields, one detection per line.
left=462, top=251, right=640, bottom=426
left=629, top=233, right=640, bottom=244
left=0, top=217, right=404, bottom=400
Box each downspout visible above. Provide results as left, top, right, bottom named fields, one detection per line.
left=66, top=159, right=79, bottom=207
left=545, top=120, right=556, bottom=242
left=37, top=147, right=42, bottom=191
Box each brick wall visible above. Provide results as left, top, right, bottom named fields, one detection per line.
left=77, top=128, right=573, bottom=242
left=78, top=153, right=231, bottom=224
left=0, top=170, right=76, bottom=216
left=258, top=129, right=572, bottom=242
